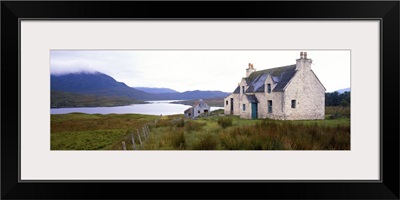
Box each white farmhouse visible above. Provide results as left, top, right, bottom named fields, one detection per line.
left=184, top=99, right=210, bottom=119
left=224, top=52, right=326, bottom=120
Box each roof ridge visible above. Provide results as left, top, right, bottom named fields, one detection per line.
left=254, top=64, right=296, bottom=73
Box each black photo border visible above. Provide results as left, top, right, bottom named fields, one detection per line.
left=2, top=1, right=399, bottom=199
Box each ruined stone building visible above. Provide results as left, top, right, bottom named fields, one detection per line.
left=184, top=99, right=210, bottom=119
left=224, top=52, right=326, bottom=120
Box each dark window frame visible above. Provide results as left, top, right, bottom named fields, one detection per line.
left=267, top=84, right=271, bottom=93
left=268, top=100, right=272, bottom=113
left=243, top=104, right=246, bottom=111
left=291, top=100, right=296, bottom=108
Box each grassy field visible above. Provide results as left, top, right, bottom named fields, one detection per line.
left=51, top=113, right=159, bottom=150
left=51, top=107, right=350, bottom=150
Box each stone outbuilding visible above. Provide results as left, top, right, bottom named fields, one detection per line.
left=184, top=99, right=210, bottom=119
left=224, top=52, right=326, bottom=120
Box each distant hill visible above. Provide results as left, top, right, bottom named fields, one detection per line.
left=335, top=88, right=350, bottom=94
left=51, top=91, right=143, bottom=108
left=134, top=87, right=178, bottom=94
left=51, top=72, right=156, bottom=100
left=51, top=72, right=229, bottom=103
left=158, top=90, right=229, bottom=100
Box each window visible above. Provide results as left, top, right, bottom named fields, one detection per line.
left=226, top=100, right=228, bottom=105
left=243, top=104, right=246, bottom=111
left=188, top=113, right=191, bottom=116
left=198, top=110, right=200, bottom=114
left=291, top=100, right=296, bottom=108
left=204, top=110, right=208, bottom=113
left=268, top=100, right=272, bottom=113
left=242, top=86, right=245, bottom=94
left=267, top=84, right=271, bottom=93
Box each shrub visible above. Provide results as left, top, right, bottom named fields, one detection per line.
left=155, top=119, right=171, bottom=127
left=192, top=134, right=218, bottom=150
left=169, top=128, right=186, bottom=149
left=326, top=106, right=350, bottom=119
left=329, top=113, right=342, bottom=119
left=174, top=118, right=185, bottom=127
left=217, top=117, right=233, bottom=129
left=185, top=120, right=204, bottom=132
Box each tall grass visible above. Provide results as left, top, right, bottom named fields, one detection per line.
left=219, top=120, right=350, bottom=150
left=217, top=117, right=233, bottom=128
left=325, top=106, right=350, bottom=119
left=51, top=108, right=350, bottom=150
left=51, top=113, right=158, bottom=150
left=192, top=133, right=218, bottom=150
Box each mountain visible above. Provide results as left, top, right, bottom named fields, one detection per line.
left=158, top=90, right=229, bottom=100
left=51, top=91, right=143, bottom=108
left=335, top=88, right=350, bottom=94
left=51, top=72, right=229, bottom=102
left=134, top=87, right=178, bottom=94
left=51, top=72, right=156, bottom=100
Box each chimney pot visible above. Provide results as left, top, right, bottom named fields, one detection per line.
left=300, top=52, right=303, bottom=58
left=304, top=52, right=307, bottom=59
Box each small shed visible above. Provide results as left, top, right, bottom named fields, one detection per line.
left=184, top=99, right=210, bottom=119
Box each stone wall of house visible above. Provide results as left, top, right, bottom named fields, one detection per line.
left=238, top=79, right=251, bottom=118
left=194, top=104, right=210, bottom=118
left=256, top=92, right=286, bottom=120
left=224, top=93, right=240, bottom=116
left=193, top=105, right=201, bottom=118
left=283, top=69, right=325, bottom=120
left=239, top=95, right=251, bottom=119
left=184, top=108, right=194, bottom=119
left=257, top=75, right=286, bottom=119
left=224, top=94, right=232, bottom=115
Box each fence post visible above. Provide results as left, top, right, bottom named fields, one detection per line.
left=131, top=133, right=136, bottom=150
left=143, top=125, right=149, bottom=138
left=146, top=125, right=150, bottom=136
left=137, top=129, right=143, bottom=148
left=122, top=141, right=127, bottom=150
left=142, top=127, right=148, bottom=140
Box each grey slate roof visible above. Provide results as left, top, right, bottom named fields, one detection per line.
left=184, top=107, right=193, bottom=113
left=193, top=99, right=209, bottom=108
left=246, top=95, right=259, bottom=103
left=233, top=86, right=240, bottom=94
left=245, top=64, right=297, bottom=93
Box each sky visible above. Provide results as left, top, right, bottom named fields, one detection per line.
left=50, top=50, right=350, bottom=93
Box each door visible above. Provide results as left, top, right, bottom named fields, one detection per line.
left=230, top=98, right=234, bottom=115
left=251, top=103, right=258, bottom=119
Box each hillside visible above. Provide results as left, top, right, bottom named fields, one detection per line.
left=51, top=91, right=144, bottom=108
left=158, top=90, right=229, bottom=100
left=51, top=72, right=229, bottom=103
left=134, top=87, right=178, bottom=94
left=51, top=72, right=156, bottom=100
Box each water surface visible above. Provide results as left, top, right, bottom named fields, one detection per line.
left=51, top=100, right=223, bottom=115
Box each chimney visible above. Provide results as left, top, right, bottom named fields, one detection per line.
left=296, top=51, right=312, bottom=71
left=246, top=63, right=256, bottom=77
